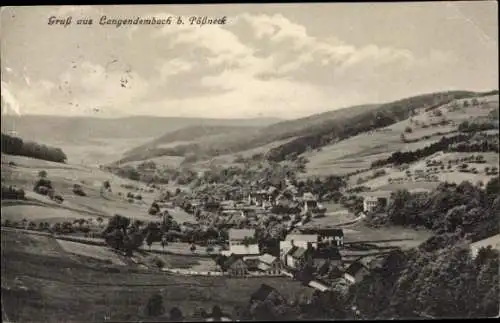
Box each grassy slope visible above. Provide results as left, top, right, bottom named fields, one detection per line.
left=0, top=154, right=192, bottom=225
left=121, top=125, right=261, bottom=159
left=1, top=229, right=312, bottom=322
left=115, top=104, right=381, bottom=165
left=119, top=90, right=495, bottom=166
left=302, top=94, right=499, bottom=182
left=1, top=115, right=281, bottom=166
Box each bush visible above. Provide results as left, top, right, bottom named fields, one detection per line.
left=145, top=294, right=165, bottom=317
left=135, top=194, right=142, bottom=200
left=1, top=185, right=26, bottom=200
left=73, top=184, right=86, bottom=196
left=1, top=133, right=67, bottom=163
left=154, top=257, right=165, bottom=269
left=54, top=194, right=64, bottom=204
left=404, top=126, right=413, bottom=133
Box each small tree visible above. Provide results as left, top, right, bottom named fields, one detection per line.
left=170, top=307, right=184, bottom=321
left=146, top=232, right=154, bottom=251
left=211, top=305, right=223, bottom=320
left=155, top=257, right=165, bottom=270
left=145, top=293, right=165, bottom=317
left=404, top=126, right=413, bottom=133
left=38, top=170, right=48, bottom=178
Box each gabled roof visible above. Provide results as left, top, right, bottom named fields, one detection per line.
left=285, top=234, right=318, bottom=243
left=229, top=228, right=255, bottom=240
left=222, top=254, right=246, bottom=270
left=301, top=228, right=344, bottom=237
left=345, top=261, right=369, bottom=277
left=257, top=262, right=271, bottom=272
left=229, top=244, right=260, bottom=255
left=289, top=246, right=307, bottom=259
left=258, top=253, right=278, bottom=265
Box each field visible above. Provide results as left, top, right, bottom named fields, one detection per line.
left=57, top=239, right=127, bottom=266
left=1, top=229, right=313, bottom=323
left=0, top=154, right=192, bottom=226
left=301, top=95, right=498, bottom=179
left=356, top=151, right=499, bottom=191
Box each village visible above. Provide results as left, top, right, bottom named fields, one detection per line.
left=137, top=177, right=404, bottom=292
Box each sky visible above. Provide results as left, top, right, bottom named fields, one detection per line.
left=0, top=2, right=498, bottom=119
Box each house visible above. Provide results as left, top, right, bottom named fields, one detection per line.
left=284, top=246, right=310, bottom=269
left=362, top=191, right=392, bottom=213
left=243, top=255, right=260, bottom=271
left=228, top=229, right=260, bottom=256
left=222, top=254, right=248, bottom=277
left=256, top=253, right=282, bottom=274
left=280, top=234, right=319, bottom=262
left=313, top=246, right=343, bottom=267
left=301, top=228, right=344, bottom=247
left=470, top=234, right=500, bottom=258
left=343, top=259, right=371, bottom=284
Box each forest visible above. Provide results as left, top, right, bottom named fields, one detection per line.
left=1, top=133, right=67, bottom=163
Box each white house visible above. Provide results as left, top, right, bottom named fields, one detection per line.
left=362, top=191, right=392, bottom=213
left=280, top=234, right=318, bottom=263
left=228, top=229, right=260, bottom=256
left=470, top=234, right=500, bottom=258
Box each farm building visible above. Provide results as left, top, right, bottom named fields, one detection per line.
left=470, top=234, right=500, bottom=258
left=300, top=228, right=345, bottom=247
left=256, top=253, right=282, bottom=274
left=284, top=246, right=312, bottom=270
left=227, top=229, right=260, bottom=256
left=222, top=254, right=248, bottom=277
left=344, top=259, right=371, bottom=284
left=280, top=234, right=319, bottom=261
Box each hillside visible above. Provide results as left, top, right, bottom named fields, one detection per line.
left=301, top=93, right=499, bottom=180
left=266, top=91, right=495, bottom=162
left=120, top=125, right=261, bottom=163
left=115, top=90, right=496, bottom=167
left=114, top=104, right=382, bottom=165
left=1, top=115, right=281, bottom=166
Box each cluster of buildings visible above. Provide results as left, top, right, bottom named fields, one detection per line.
left=218, top=227, right=360, bottom=286
left=361, top=188, right=431, bottom=213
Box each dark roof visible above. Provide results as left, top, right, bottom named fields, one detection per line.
left=302, top=228, right=344, bottom=237
left=290, top=247, right=307, bottom=259
left=250, top=284, right=276, bottom=302
left=222, top=254, right=244, bottom=270
left=313, top=258, right=329, bottom=271
left=313, top=246, right=342, bottom=260
left=345, top=261, right=369, bottom=276
left=229, top=229, right=255, bottom=240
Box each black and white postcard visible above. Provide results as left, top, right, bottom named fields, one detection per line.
left=1, top=3, right=499, bottom=321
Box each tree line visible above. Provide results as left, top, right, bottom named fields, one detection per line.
left=349, top=241, right=498, bottom=319
left=367, top=177, right=499, bottom=242
left=371, top=133, right=473, bottom=167
left=266, top=91, right=476, bottom=162
left=1, top=133, right=67, bottom=163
